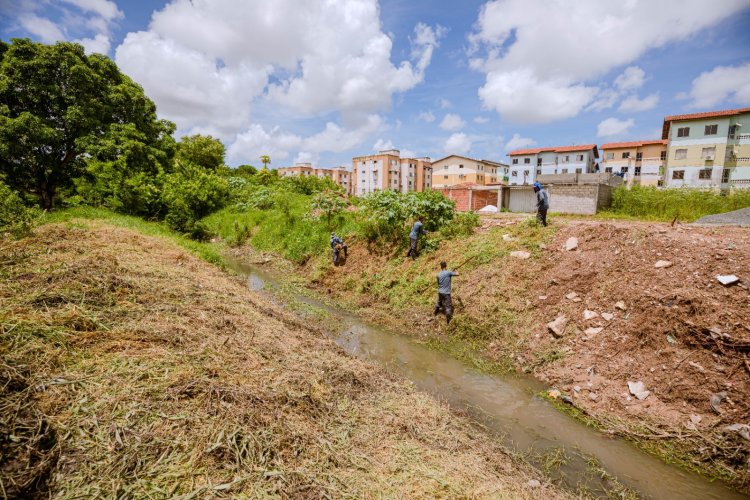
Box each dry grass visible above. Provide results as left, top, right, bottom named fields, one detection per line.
left=0, top=220, right=564, bottom=498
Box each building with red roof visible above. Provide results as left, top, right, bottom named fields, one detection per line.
left=600, top=139, right=668, bottom=187
left=506, top=144, right=599, bottom=185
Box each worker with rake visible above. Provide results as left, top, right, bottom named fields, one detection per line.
left=434, top=261, right=459, bottom=324
left=407, top=216, right=428, bottom=260
left=330, top=232, right=348, bottom=265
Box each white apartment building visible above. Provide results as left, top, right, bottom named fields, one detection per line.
left=507, top=145, right=599, bottom=185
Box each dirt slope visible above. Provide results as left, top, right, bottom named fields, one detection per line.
left=0, top=221, right=562, bottom=498
left=253, top=216, right=749, bottom=488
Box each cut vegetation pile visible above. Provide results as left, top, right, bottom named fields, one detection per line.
left=0, top=221, right=561, bottom=498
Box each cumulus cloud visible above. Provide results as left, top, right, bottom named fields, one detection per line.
left=418, top=111, right=436, bottom=123
left=18, top=13, right=65, bottom=43
left=439, top=98, right=452, bottom=109
left=597, top=117, right=635, bottom=137
left=679, top=62, right=750, bottom=108
left=473, top=116, right=490, bottom=124
left=373, top=138, right=395, bottom=151
left=619, top=93, right=659, bottom=113
left=439, top=113, right=466, bottom=131
left=504, top=133, right=535, bottom=151
left=444, top=133, right=472, bottom=154
left=469, top=0, right=750, bottom=123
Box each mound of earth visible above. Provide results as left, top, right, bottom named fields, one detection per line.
left=0, top=221, right=561, bottom=498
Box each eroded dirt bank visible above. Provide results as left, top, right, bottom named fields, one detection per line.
left=0, top=221, right=563, bottom=498
left=235, top=215, right=750, bottom=490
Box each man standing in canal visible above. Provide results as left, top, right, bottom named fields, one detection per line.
left=533, top=181, right=549, bottom=227
left=407, top=216, right=427, bottom=260
left=434, top=261, right=459, bottom=325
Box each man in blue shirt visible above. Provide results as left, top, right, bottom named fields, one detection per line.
left=434, top=261, right=459, bottom=324
left=407, top=216, right=428, bottom=260
left=330, top=232, right=347, bottom=265
left=533, top=182, right=549, bottom=227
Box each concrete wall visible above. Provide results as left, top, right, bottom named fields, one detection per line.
left=502, top=182, right=614, bottom=215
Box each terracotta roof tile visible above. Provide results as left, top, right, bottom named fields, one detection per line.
left=600, top=139, right=667, bottom=149
left=508, top=144, right=597, bottom=155
left=662, top=107, right=750, bottom=139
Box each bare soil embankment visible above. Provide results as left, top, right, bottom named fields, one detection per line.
left=244, top=215, right=750, bottom=489
left=0, top=221, right=562, bottom=498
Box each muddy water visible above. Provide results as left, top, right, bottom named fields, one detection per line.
left=226, top=258, right=746, bottom=499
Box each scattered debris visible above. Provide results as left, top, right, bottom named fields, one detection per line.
left=589, top=393, right=599, bottom=401
left=565, top=237, right=579, bottom=251
left=573, top=386, right=581, bottom=393
left=502, top=234, right=515, bottom=242
left=547, top=316, right=568, bottom=338
left=716, top=274, right=739, bottom=286
left=627, top=381, right=650, bottom=400
left=548, top=389, right=561, bottom=399
left=527, top=479, right=541, bottom=489
left=583, top=310, right=598, bottom=320
left=565, top=291, right=582, bottom=302
left=688, top=361, right=705, bottom=373
left=725, top=423, right=750, bottom=441
left=510, top=251, right=531, bottom=260
left=615, top=301, right=627, bottom=311
left=601, top=312, right=614, bottom=322
left=539, top=243, right=547, bottom=250
left=654, top=260, right=673, bottom=269
left=666, top=334, right=676, bottom=344
left=586, top=366, right=595, bottom=376
left=686, top=414, right=702, bottom=430
left=561, top=395, right=574, bottom=404
left=584, top=327, right=603, bottom=337
left=710, top=391, right=727, bottom=414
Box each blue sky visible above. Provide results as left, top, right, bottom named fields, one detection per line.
left=2, top=0, right=750, bottom=168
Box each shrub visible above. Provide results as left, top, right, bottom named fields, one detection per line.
left=609, top=186, right=750, bottom=222
left=0, top=180, right=39, bottom=238
left=441, top=211, right=480, bottom=238
left=311, top=189, right=348, bottom=227
left=162, top=161, right=229, bottom=238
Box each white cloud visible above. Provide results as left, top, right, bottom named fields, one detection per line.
left=61, top=0, right=122, bottom=21
left=439, top=113, right=466, bottom=131
left=74, top=33, right=110, bottom=54
left=469, top=0, right=750, bottom=123
left=418, top=111, right=436, bottom=122
left=597, top=117, right=635, bottom=137
left=373, top=138, right=395, bottom=151
left=478, top=68, right=597, bottom=123
left=504, top=133, right=535, bottom=151
left=439, top=98, right=452, bottom=109
left=619, top=93, right=659, bottom=113
left=18, top=13, right=65, bottom=43
left=680, top=62, right=750, bottom=108
left=444, top=132, right=472, bottom=154
left=473, top=116, right=489, bottom=124
left=614, top=66, right=645, bottom=91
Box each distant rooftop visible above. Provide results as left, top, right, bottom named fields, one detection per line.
left=600, top=139, right=667, bottom=149
left=508, top=144, right=598, bottom=156
left=662, top=106, right=750, bottom=139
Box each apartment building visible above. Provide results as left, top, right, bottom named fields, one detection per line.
left=600, top=140, right=667, bottom=187
left=507, top=145, right=599, bottom=185
left=277, top=163, right=352, bottom=194
left=663, top=107, right=750, bottom=189
left=351, top=149, right=432, bottom=195
left=430, top=155, right=508, bottom=188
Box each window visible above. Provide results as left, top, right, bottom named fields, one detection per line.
left=536, top=169, right=541, bottom=175
left=537, top=158, right=542, bottom=166
left=660, top=150, right=667, bottom=160
left=701, top=147, right=716, bottom=159
left=729, top=125, right=737, bottom=139
left=459, top=164, right=464, bottom=168
left=563, top=155, right=570, bottom=162
left=635, top=166, right=641, bottom=176
left=636, top=152, right=643, bottom=161
left=523, top=170, right=530, bottom=176
left=443, top=175, right=448, bottom=179
left=672, top=170, right=685, bottom=180
left=512, top=158, right=518, bottom=164
left=621, top=167, right=629, bottom=173
left=699, top=168, right=712, bottom=180
left=561, top=168, right=568, bottom=174
left=675, top=149, right=687, bottom=160
left=605, top=167, right=613, bottom=173
left=512, top=171, right=517, bottom=177
left=576, top=154, right=584, bottom=161
left=606, top=152, right=614, bottom=160
left=677, top=127, right=690, bottom=138
left=704, top=124, right=718, bottom=135
left=524, top=158, right=531, bottom=164
left=622, top=152, right=630, bottom=159
left=575, top=168, right=582, bottom=174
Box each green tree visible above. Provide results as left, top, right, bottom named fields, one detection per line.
left=0, top=179, right=39, bottom=238
left=260, top=155, right=271, bottom=169
left=0, top=39, right=174, bottom=209
left=176, top=134, right=225, bottom=171
left=311, top=189, right=348, bottom=227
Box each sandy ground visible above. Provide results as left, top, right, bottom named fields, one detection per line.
left=0, top=221, right=565, bottom=498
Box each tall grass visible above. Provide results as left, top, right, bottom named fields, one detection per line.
left=606, top=186, right=750, bottom=222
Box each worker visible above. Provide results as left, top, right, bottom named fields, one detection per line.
left=406, top=216, right=427, bottom=260
left=533, top=181, right=549, bottom=227
left=330, top=232, right=348, bottom=265
left=434, top=261, right=459, bottom=324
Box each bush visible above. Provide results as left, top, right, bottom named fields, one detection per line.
left=310, top=189, right=348, bottom=227
left=441, top=211, right=480, bottom=238
left=609, top=186, right=750, bottom=222
left=0, top=180, right=39, bottom=238
left=162, top=161, right=229, bottom=238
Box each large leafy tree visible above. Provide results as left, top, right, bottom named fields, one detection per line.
left=0, top=39, right=175, bottom=209
left=175, top=134, right=225, bottom=171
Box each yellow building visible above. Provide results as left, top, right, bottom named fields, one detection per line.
left=351, top=149, right=432, bottom=195
left=599, top=140, right=667, bottom=187
left=430, top=155, right=507, bottom=188
left=277, top=163, right=352, bottom=194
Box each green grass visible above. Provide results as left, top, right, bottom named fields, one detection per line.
left=41, top=206, right=227, bottom=266
left=605, top=185, right=750, bottom=222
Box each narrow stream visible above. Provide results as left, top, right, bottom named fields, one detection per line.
left=226, top=257, right=745, bottom=499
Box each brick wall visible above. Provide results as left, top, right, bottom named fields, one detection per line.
left=438, top=187, right=499, bottom=212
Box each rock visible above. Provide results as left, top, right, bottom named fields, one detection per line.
left=583, top=310, right=599, bottom=321
left=561, top=395, right=574, bottom=404
left=627, top=381, right=650, bottom=400
left=510, top=250, right=531, bottom=259
left=538, top=295, right=547, bottom=300
left=601, top=312, right=614, bottom=321
left=539, top=243, right=547, bottom=250
left=573, top=385, right=581, bottom=393
left=716, top=274, right=739, bottom=286
left=502, top=234, right=515, bottom=242
left=527, top=479, right=541, bottom=489
left=615, top=301, right=627, bottom=311
left=584, top=327, right=603, bottom=337
left=688, top=361, right=705, bottom=373
left=565, top=237, right=579, bottom=251
left=548, top=389, right=561, bottom=399
left=725, top=424, right=750, bottom=441
left=710, top=391, right=727, bottom=414
left=654, top=260, right=673, bottom=269
left=547, top=316, right=568, bottom=338
left=589, top=393, right=599, bottom=401
left=565, top=291, right=582, bottom=302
